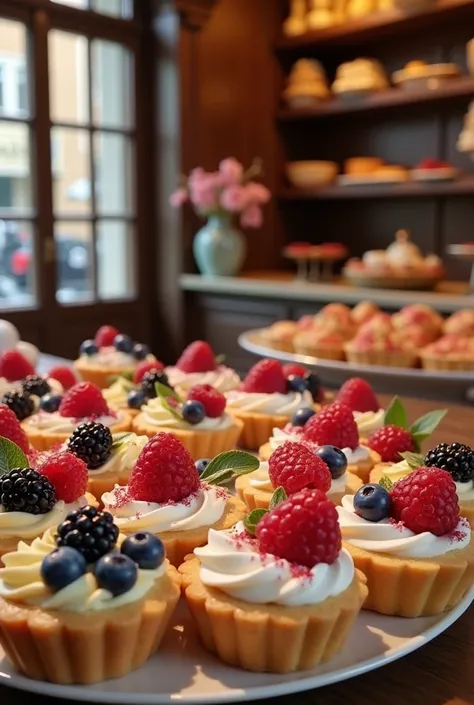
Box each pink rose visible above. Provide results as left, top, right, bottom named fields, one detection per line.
left=241, top=204, right=263, bottom=229
left=246, top=181, right=271, bottom=204
left=219, top=157, right=244, bottom=185
left=169, top=188, right=188, bottom=208
left=220, top=185, right=249, bottom=212
left=188, top=167, right=206, bottom=187
left=189, top=174, right=219, bottom=211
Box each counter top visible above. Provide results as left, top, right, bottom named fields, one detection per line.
left=180, top=272, right=473, bottom=313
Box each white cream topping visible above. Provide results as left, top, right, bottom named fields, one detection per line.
left=102, top=484, right=227, bottom=533
left=23, top=411, right=123, bottom=435
left=353, top=409, right=385, bottom=436
left=79, top=347, right=156, bottom=368
left=249, top=461, right=347, bottom=498
left=165, top=365, right=241, bottom=394
left=89, top=433, right=148, bottom=477
left=140, top=396, right=234, bottom=430
left=337, top=495, right=471, bottom=558
left=268, top=426, right=304, bottom=452
left=195, top=522, right=354, bottom=606
left=343, top=446, right=371, bottom=465
left=455, top=480, right=474, bottom=499
left=103, top=378, right=135, bottom=410
left=0, top=496, right=88, bottom=540
left=0, top=529, right=165, bottom=612
left=225, top=390, right=313, bottom=415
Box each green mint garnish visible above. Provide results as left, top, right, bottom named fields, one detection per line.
left=384, top=396, right=408, bottom=429
left=379, top=475, right=394, bottom=491
left=244, top=508, right=267, bottom=536
left=409, top=409, right=447, bottom=450
left=111, top=432, right=133, bottom=450
left=269, top=486, right=287, bottom=510
left=215, top=353, right=226, bottom=365
left=200, top=450, right=259, bottom=486
left=399, top=451, right=425, bottom=469
left=0, top=437, right=29, bottom=477
left=107, top=371, right=134, bottom=384
left=155, top=382, right=183, bottom=404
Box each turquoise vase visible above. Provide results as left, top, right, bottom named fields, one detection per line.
left=193, top=214, right=246, bottom=277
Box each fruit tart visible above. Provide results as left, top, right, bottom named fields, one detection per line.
left=337, top=468, right=474, bottom=617
left=344, top=321, right=418, bottom=368
left=74, top=325, right=159, bottom=389
left=335, top=377, right=384, bottom=440
left=420, top=334, right=474, bottom=371
left=165, top=340, right=241, bottom=395
left=0, top=507, right=180, bottom=684
left=312, top=303, right=355, bottom=339
left=391, top=303, right=443, bottom=337
left=225, top=359, right=316, bottom=451
left=0, top=439, right=96, bottom=562
left=237, top=441, right=362, bottom=511
left=262, top=320, right=298, bottom=353
left=350, top=301, right=380, bottom=327
left=443, top=309, right=474, bottom=336
left=133, top=383, right=243, bottom=459
left=180, top=487, right=367, bottom=673
left=21, top=382, right=132, bottom=451
left=293, top=326, right=346, bottom=361
left=102, top=435, right=250, bottom=567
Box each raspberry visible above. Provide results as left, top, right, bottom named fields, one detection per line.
left=390, top=467, right=459, bottom=536
left=128, top=433, right=199, bottom=503
left=304, top=402, right=359, bottom=450
left=133, top=359, right=164, bottom=384
left=48, top=366, right=77, bottom=390
left=241, top=359, right=286, bottom=394
left=39, top=451, right=88, bottom=503
left=59, top=382, right=110, bottom=419
left=95, top=325, right=119, bottom=348
left=0, top=404, right=30, bottom=453
left=268, top=441, right=331, bottom=495
left=187, top=384, right=226, bottom=418
left=0, top=350, right=35, bottom=382
left=256, top=489, right=341, bottom=567
left=282, top=363, right=307, bottom=378
left=336, top=377, right=380, bottom=413
left=176, top=341, right=216, bottom=373
left=368, top=424, right=414, bottom=462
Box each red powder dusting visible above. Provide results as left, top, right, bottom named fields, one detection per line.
left=448, top=518, right=469, bottom=543
left=112, top=486, right=133, bottom=509
left=388, top=518, right=407, bottom=532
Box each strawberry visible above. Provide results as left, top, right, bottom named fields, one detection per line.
left=176, top=341, right=217, bottom=373
left=241, top=359, right=286, bottom=394
left=0, top=350, right=35, bottom=382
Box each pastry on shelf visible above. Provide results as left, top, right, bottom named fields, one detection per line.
left=312, top=302, right=355, bottom=338
left=420, top=335, right=474, bottom=372
left=262, top=320, right=299, bottom=353
left=411, top=158, right=459, bottom=182
left=283, top=0, right=308, bottom=36
left=392, top=60, right=461, bottom=90
left=345, top=0, right=376, bottom=18
left=293, top=327, right=347, bottom=360
left=307, top=0, right=338, bottom=28
left=286, top=160, right=338, bottom=188
left=332, top=58, right=389, bottom=98
left=344, top=322, right=419, bottom=368
left=444, top=309, right=474, bottom=336
left=344, top=157, right=384, bottom=175
left=338, top=160, right=409, bottom=185
left=284, top=59, right=331, bottom=108
left=351, top=301, right=380, bottom=327
left=391, top=303, right=444, bottom=337
left=457, top=100, right=474, bottom=158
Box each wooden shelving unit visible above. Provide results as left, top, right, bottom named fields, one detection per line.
left=278, top=177, right=474, bottom=200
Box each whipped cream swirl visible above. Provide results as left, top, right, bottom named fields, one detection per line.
left=102, top=484, right=227, bottom=533
left=78, top=347, right=156, bottom=369
left=342, top=446, right=371, bottom=465
left=249, top=461, right=347, bottom=498
left=165, top=365, right=241, bottom=394
left=268, top=425, right=304, bottom=452
left=89, top=433, right=148, bottom=477
left=337, top=495, right=471, bottom=558
left=225, top=390, right=313, bottom=415
left=103, top=378, right=135, bottom=410
left=195, top=522, right=354, bottom=606
left=455, top=480, right=474, bottom=500
left=0, top=529, right=164, bottom=612
left=0, top=496, right=89, bottom=539
left=353, top=409, right=384, bottom=436
left=140, top=397, right=234, bottom=430
left=23, top=411, right=122, bottom=435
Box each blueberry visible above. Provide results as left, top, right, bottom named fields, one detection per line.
left=195, top=458, right=211, bottom=475
left=291, top=407, right=315, bottom=427
left=303, top=372, right=321, bottom=402
left=286, top=375, right=309, bottom=394
left=121, top=532, right=165, bottom=570
left=353, top=484, right=391, bottom=522
left=41, top=547, right=87, bottom=591
left=80, top=339, right=98, bottom=356
left=40, top=393, right=63, bottom=413
left=315, top=445, right=347, bottom=479
left=95, top=553, right=138, bottom=596
left=182, top=400, right=205, bottom=425
left=127, top=389, right=146, bottom=410
left=133, top=343, right=150, bottom=361
left=113, top=334, right=134, bottom=354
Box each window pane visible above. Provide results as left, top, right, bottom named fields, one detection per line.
left=0, top=122, right=32, bottom=212
left=92, top=40, right=132, bottom=129
left=51, top=0, right=89, bottom=8
left=92, top=0, right=133, bottom=18
left=54, top=221, right=94, bottom=304
left=97, top=221, right=135, bottom=300
left=49, top=31, right=89, bottom=125
left=0, top=220, right=36, bottom=310
left=0, top=19, right=29, bottom=119
left=52, top=127, right=91, bottom=215
left=94, top=133, right=132, bottom=215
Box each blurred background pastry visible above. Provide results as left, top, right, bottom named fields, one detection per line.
left=392, top=60, right=461, bottom=90
left=332, top=58, right=389, bottom=97
left=283, top=0, right=308, bottom=36
left=284, top=59, right=331, bottom=107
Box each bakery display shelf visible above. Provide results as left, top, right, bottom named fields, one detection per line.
left=276, top=77, right=474, bottom=122
left=275, top=0, right=474, bottom=51
left=278, top=176, right=474, bottom=201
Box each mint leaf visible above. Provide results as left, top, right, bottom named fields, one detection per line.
left=155, top=382, right=183, bottom=403
left=215, top=354, right=226, bottom=365
left=384, top=397, right=407, bottom=429
left=0, top=437, right=28, bottom=477
left=108, top=371, right=133, bottom=384
left=111, top=432, right=133, bottom=450
left=161, top=396, right=183, bottom=422
left=200, top=450, right=259, bottom=486
left=243, top=508, right=267, bottom=536
left=379, top=475, right=394, bottom=491
left=410, top=409, right=447, bottom=449
left=399, top=451, right=424, bottom=469
left=269, top=486, right=287, bottom=510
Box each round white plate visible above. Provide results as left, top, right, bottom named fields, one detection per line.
left=0, top=589, right=473, bottom=704
left=238, top=329, right=474, bottom=402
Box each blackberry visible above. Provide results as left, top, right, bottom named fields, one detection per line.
left=0, top=468, right=56, bottom=514
left=1, top=391, right=34, bottom=421
left=57, top=505, right=119, bottom=563
left=424, top=442, right=474, bottom=483
left=141, top=369, right=171, bottom=398
left=22, top=374, right=51, bottom=398
left=67, top=421, right=113, bottom=469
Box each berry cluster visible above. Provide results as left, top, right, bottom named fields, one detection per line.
left=79, top=325, right=156, bottom=364
left=67, top=421, right=113, bottom=469
left=1, top=390, right=34, bottom=421
left=0, top=468, right=56, bottom=515
left=424, top=442, right=474, bottom=483
left=241, top=358, right=322, bottom=402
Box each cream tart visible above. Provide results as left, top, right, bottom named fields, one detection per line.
left=420, top=334, right=474, bottom=371
left=391, top=303, right=443, bottom=337
left=443, top=309, right=474, bottom=336
left=350, top=301, right=380, bottom=327
left=262, top=320, right=298, bottom=353
left=180, top=488, right=367, bottom=673
left=344, top=322, right=418, bottom=368
left=0, top=512, right=180, bottom=684
left=165, top=340, right=241, bottom=395
left=293, top=327, right=346, bottom=361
